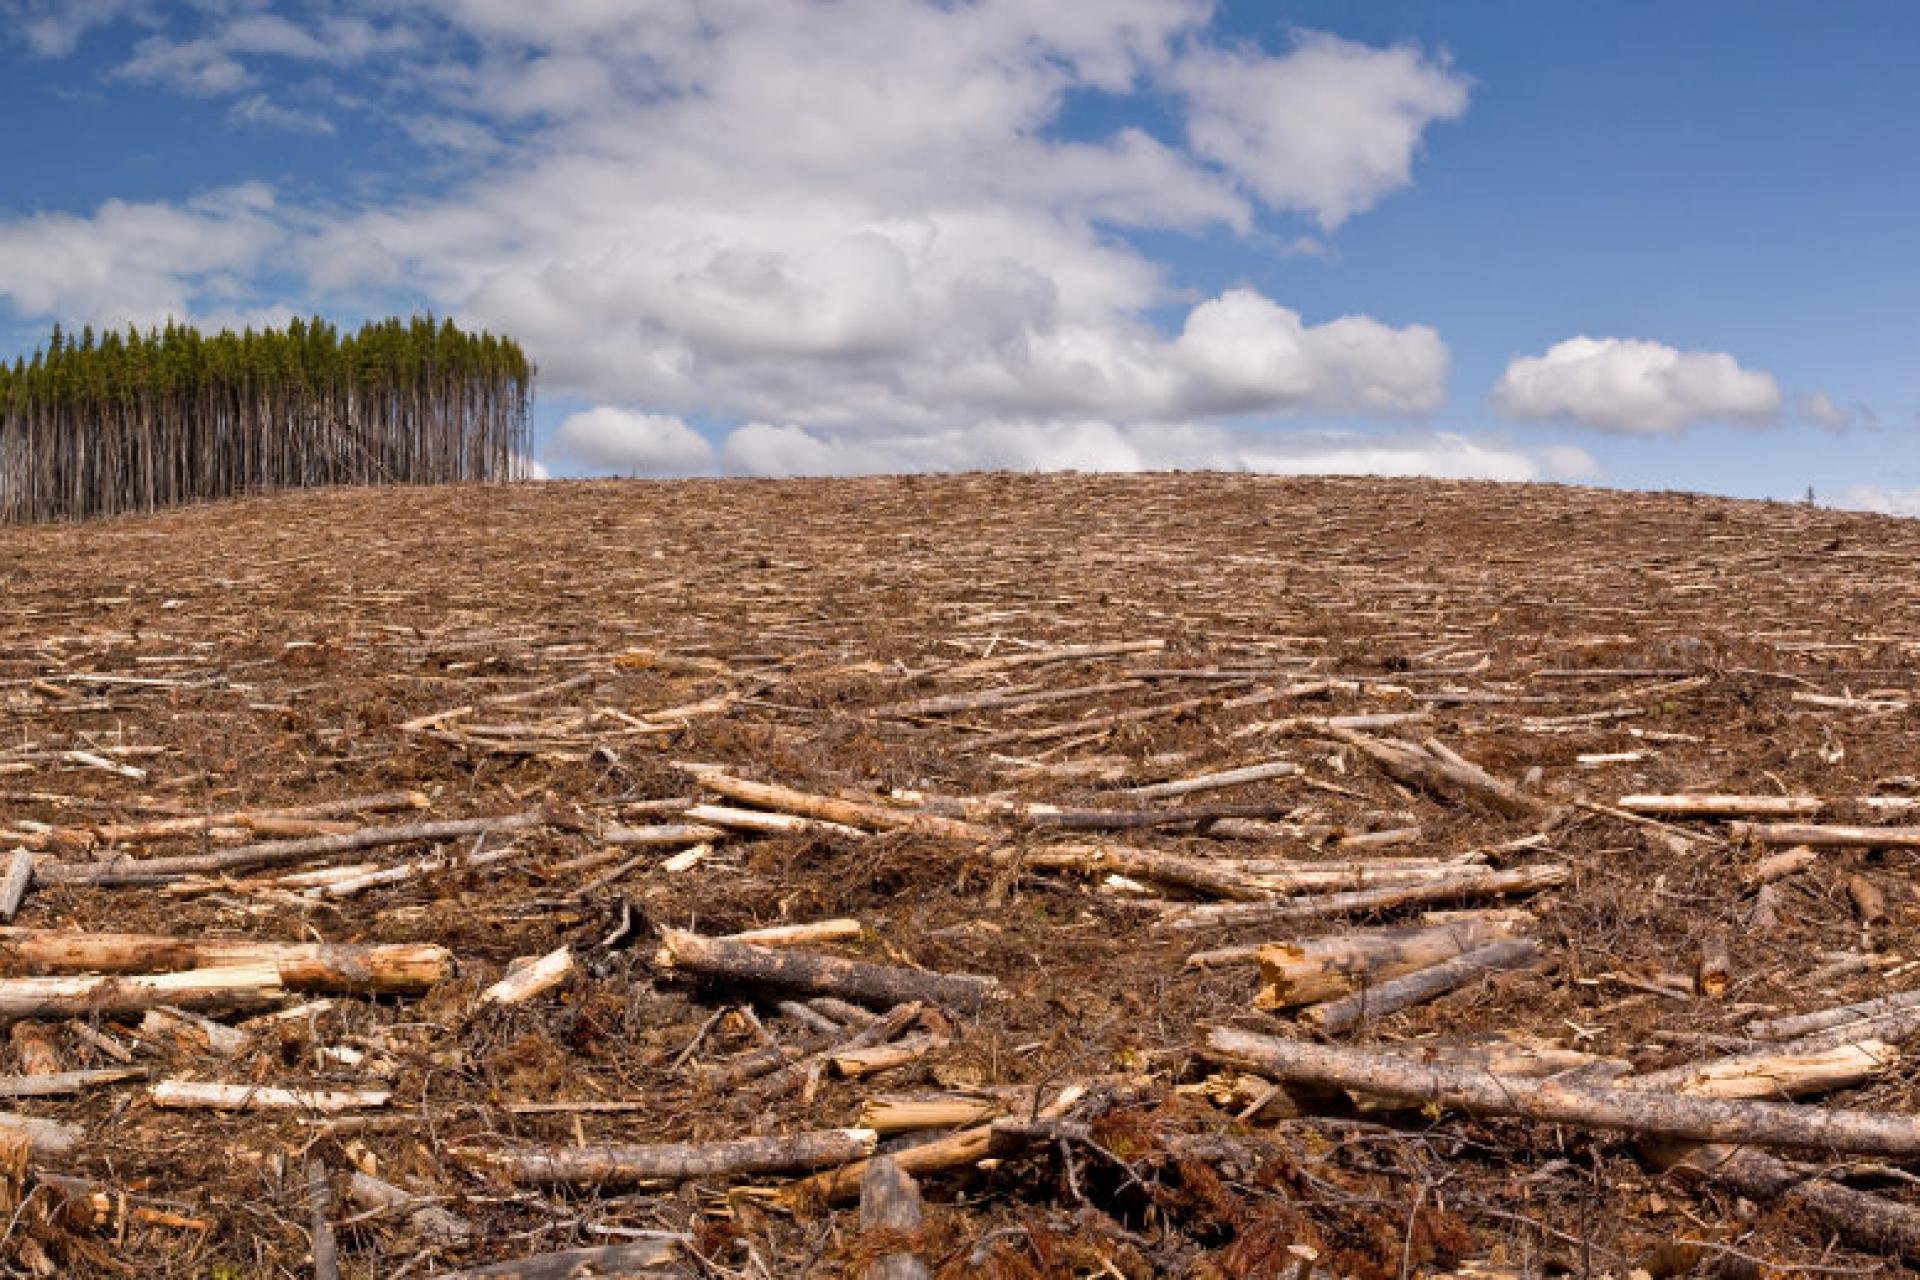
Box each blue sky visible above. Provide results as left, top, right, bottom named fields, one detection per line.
left=1, top=2, right=1916, bottom=507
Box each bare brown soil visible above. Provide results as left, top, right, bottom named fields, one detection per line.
left=0, top=472, right=1916, bottom=1277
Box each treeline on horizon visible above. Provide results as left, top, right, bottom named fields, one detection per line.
left=0, top=315, right=533, bottom=524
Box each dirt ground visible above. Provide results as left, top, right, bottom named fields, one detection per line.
left=0, top=473, right=1916, bottom=1278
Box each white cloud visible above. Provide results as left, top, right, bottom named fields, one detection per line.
left=550, top=407, right=715, bottom=475
left=11, top=0, right=148, bottom=57
left=1833, top=485, right=1920, bottom=517
left=1798, top=391, right=1853, bottom=432
left=1174, top=32, right=1469, bottom=228
left=720, top=419, right=1594, bottom=483
left=227, top=94, right=334, bottom=136
left=10, top=4, right=1477, bottom=470
left=0, top=183, right=284, bottom=329
left=1491, top=336, right=1782, bottom=434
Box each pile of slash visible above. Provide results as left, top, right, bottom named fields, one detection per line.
left=0, top=473, right=1916, bottom=1278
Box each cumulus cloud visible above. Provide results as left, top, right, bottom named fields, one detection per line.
left=1175, top=32, right=1469, bottom=228
left=0, top=183, right=284, bottom=329
left=550, top=407, right=715, bottom=475
left=8, top=0, right=149, bottom=57
left=1491, top=336, right=1782, bottom=434
left=11, top=3, right=1482, bottom=471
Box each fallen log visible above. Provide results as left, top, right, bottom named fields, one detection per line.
left=655, top=929, right=999, bottom=1012
left=753, top=1002, right=921, bottom=1099
left=1119, top=760, right=1301, bottom=801
left=1729, top=821, right=1920, bottom=849
left=1624, top=1040, right=1894, bottom=1099
left=1657, top=1142, right=1920, bottom=1262
left=0, top=1112, right=80, bottom=1157
left=1205, top=1027, right=1920, bottom=1156
left=1298, top=937, right=1543, bottom=1034
left=151, top=1080, right=391, bottom=1112
left=425, top=1239, right=682, bottom=1280
left=0, top=1067, right=144, bottom=1098
left=1253, top=918, right=1520, bottom=1006
left=1746, top=988, right=1920, bottom=1041
left=0, top=848, right=32, bottom=922
left=1158, top=865, right=1568, bottom=932
left=0, top=928, right=453, bottom=993
left=599, top=822, right=726, bottom=848
left=1001, top=845, right=1272, bottom=902
left=723, top=919, right=863, bottom=948
left=476, top=947, right=575, bottom=1008
left=453, top=1128, right=878, bottom=1185
left=0, top=962, right=283, bottom=1020
left=1326, top=729, right=1548, bottom=819
left=37, top=812, right=547, bottom=886
left=684, top=803, right=866, bottom=840
left=941, top=638, right=1164, bottom=680
left=345, top=1170, right=473, bottom=1246
left=1619, top=794, right=1823, bottom=819
left=680, top=768, right=990, bottom=840
left=860, top=1156, right=930, bottom=1280
left=9, top=1020, right=59, bottom=1075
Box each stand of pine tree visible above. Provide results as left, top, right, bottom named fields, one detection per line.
left=0, top=316, right=532, bottom=523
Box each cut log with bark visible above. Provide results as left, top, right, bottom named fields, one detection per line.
left=722, top=919, right=863, bottom=947
left=1253, top=918, right=1520, bottom=1007
left=857, top=1093, right=1010, bottom=1134
left=0, top=928, right=453, bottom=993
left=1205, top=1027, right=1920, bottom=1155
left=424, top=1239, right=682, bottom=1280
left=0, top=962, right=284, bottom=1020
left=0, top=1066, right=144, bottom=1098
left=453, top=1128, right=878, bottom=1185
left=684, top=802, right=867, bottom=840
left=859, top=1156, right=929, bottom=1280
left=38, top=812, right=547, bottom=886
left=475, top=947, right=575, bottom=1008
left=1619, top=794, right=1824, bottom=819
left=1158, top=865, right=1568, bottom=932
left=1119, top=760, right=1301, bottom=801
left=680, top=768, right=990, bottom=840
left=8, top=1020, right=60, bottom=1076
left=654, top=929, right=999, bottom=1012
left=0, top=1111, right=80, bottom=1157
left=599, top=822, right=727, bottom=848
left=1729, top=822, right=1920, bottom=849
left=1745, top=988, right=1920, bottom=1041
left=1297, top=937, right=1543, bottom=1034
left=1002, top=845, right=1273, bottom=902
left=0, top=848, right=32, bottom=922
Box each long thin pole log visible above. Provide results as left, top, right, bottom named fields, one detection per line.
left=1157, top=865, right=1568, bottom=932
left=0, top=963, right=284, bottom=1020
left=1207, top=1027, right=1920, bottom=1156
left=655, top=929, right=999, bottom=1012
left=424, top=1240, right=681, bottom=1280
left=1253, top=919, right=1519, bottom=1007
left=452, top=1128, right=878, bottom=1185
left=0, top=928, right=452, bottom=993
left=1729, top=822, right=1920, bottom=849
left=38, top=812, right=546, bottom=886
left=1619, top=795, right=1823, bottom=820
left=680, top=769, right=990, bottom=841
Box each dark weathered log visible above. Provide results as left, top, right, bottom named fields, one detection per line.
left=345, top=1170, right=473, bottom=1247
left=1158, top=865, right=1567, bottom=932
left=1325, top=728, right=1547, bottom=818
left=1206, top=1027, right=1920, bottom=1156
left=1298, top=937, right=1542, bottom=1034
left=38, top=812, right=547, bottom=886
left=859, top=1156, right=929, bottom=1280
left=1656, top=1142, right=1920, bottom=1262
left=0, top=928, right=452, bottom=993
left=307, top=1159, right=340, bottom=1280
left=655, top=929, right=999, bottom=1012
left=453, top=1128, right=878, bottom=1185
left=425, top=1239, right=682, bottom=1280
